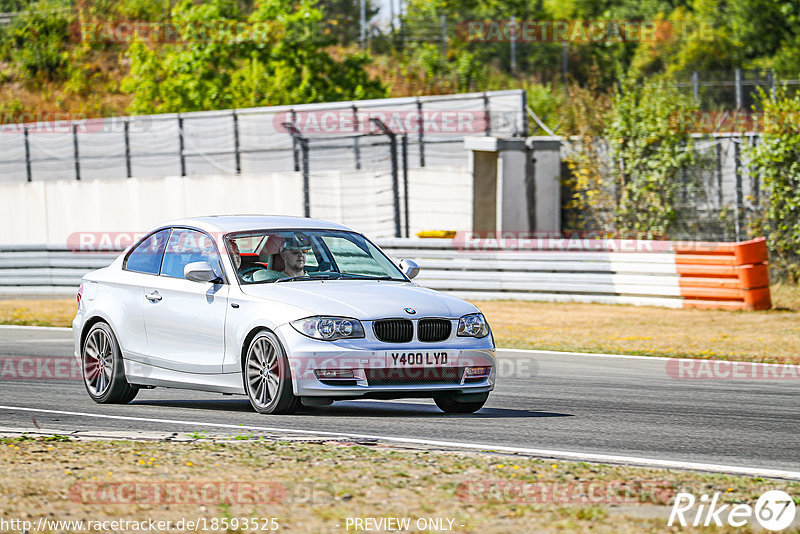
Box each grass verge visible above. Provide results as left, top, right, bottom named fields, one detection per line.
left=479, top=287, right=800, bottom=365
left=0, top=435, right=797, bottom=533
left=0, top=298, right=75, bottom=327
left=2, top=285, right=799, bottom=364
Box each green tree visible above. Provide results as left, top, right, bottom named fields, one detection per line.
left=1, top=0, right=73, bottom=83
left=122, top=0, right=385, bottom=114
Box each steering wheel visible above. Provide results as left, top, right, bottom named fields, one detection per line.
left=312, top=261, right=333, bottom=273
left=239, top=265, right=267, bottom=282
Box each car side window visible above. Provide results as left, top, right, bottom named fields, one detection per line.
left=124, top=229, right=170, bottom=275
left=160, top=229, right=222, bottom=279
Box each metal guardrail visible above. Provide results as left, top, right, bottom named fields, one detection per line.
left=0, top=241, right=685, bottom=307
left=0, top=239, right=772, bottom=310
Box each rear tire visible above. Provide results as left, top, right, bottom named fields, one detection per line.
left=434, top=394, right=487, bottom=414
left=244, top=330, right=300, bottom=415
left=81, top=322, right=139, bottom=404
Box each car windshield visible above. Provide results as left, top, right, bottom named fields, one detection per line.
left=226, top=229, right=407, bottom=284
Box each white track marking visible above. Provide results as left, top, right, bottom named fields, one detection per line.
left=0, top=325, right=72, bottom=332
left=497, top=348, right=675, bottom=361
left=1, top=405, right=797, bottom=480
left=6, top=339, right=72, bottom=343
left=498, top=348, right=800, bottom=369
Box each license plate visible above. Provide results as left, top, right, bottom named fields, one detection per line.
left=386, top=351, right=451, bottom=367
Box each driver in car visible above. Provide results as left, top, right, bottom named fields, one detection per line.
left=228, top=239, right=242, bottom=271
left=279, top=233, right=311, bottom=278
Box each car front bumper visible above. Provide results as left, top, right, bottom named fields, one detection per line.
left=276, top=323, right=496, bottom=399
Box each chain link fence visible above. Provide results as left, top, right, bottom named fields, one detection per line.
left=674, top=69, right=800, bottom=111
left=0, top=90, right=526, bottom=184
left=562, top=134, right=766, bottom=242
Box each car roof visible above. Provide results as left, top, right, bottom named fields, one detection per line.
left=159, top=215, right=355, bottom=235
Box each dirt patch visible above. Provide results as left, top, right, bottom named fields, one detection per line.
left=0, top=435, right=796, bottom=533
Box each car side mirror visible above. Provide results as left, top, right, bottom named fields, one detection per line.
left=399, top=259, right=420, bottom=280
left=184, top=261, right=221, bottom=283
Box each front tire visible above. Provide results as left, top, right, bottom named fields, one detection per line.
left=244, top=330, right=300, bottom=415
left=81, top=322, right=139, bottom=404
left=434, top=394, right=487, bottom=414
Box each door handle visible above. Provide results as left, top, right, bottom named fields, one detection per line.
left=145, top=291, right=162, bottom=302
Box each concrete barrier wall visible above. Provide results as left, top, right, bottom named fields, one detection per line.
left=0, top=167, right=472, bottom=245
left=0, top=173, right=305, bottom=245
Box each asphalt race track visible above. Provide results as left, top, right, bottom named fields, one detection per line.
left=1, top=326, right=798, bottom=477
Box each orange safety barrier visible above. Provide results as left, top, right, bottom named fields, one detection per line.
left=674, top=237, right=771, bottom=310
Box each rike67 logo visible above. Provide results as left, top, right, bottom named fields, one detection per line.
left=669, top=490, right=796, bottom=530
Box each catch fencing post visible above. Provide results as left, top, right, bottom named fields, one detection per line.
left=520, top=90, right=529, bottom=136
left=440, top=15, right=446, bottom=56
left=178, top=115, right=186, bottom=176
left=72, top=123, right=81, bottom=181
left=483, top=92, right=491, bottom=136
left=691, top=71, right=699, bottom=103
left=416, top=99, right=425, bottom=167
left=301, top=137, right=310, bottom=217
left=751, top=135, right=760, bottom=207
left=353, top=105, right=362, bottom=170
left=734, top=138, right=743, bottom=240
left=768, top=71, right=775, bottom=98
left=283, top=122, right=310, bottom=217
left=232, top=110, right=241, bottom=175
left=401, top=133, right=410, bottom=237
left=371, top=118, right=402, bottom=238
left=124, top=119, right=132, bottom=178
left=359, top=0, right=366, bottom=48
left=735, top=68, right=743, bottom=111
left=290, top=109, right=300, bottom=172
left=23, top=126, right=31, bottom=182
left=510, top=16, right=517, bottom=73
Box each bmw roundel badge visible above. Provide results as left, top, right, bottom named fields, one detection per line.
left=404, top=307, right=416, bottom=314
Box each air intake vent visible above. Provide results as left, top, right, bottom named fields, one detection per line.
left=365, top=367, right=463, bottom=386
left=373, top=319, right=413, bottom=343
left=418, top=319, right=452, bottom=342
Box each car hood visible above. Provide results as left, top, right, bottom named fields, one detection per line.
left=240, top=280, right=478, bottom=321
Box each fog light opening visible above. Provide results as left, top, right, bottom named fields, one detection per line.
left=465, top=366, right=491, bottom=377
left=314, top=369, right=356, bottom=379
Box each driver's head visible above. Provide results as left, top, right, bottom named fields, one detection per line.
left=280, top=233, right=311, bottom=272
left=228, top=240, right=241, bottom=269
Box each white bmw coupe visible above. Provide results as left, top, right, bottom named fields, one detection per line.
left=73, top=216, right=496, bottom=414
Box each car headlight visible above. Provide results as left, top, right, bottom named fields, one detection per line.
left=457, top=313, right=490, bottom=338
left=290, top=316, right=365, bottom=341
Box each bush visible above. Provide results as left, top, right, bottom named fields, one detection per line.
left=747, top=87, right=800, bottom=283
left=3, top=0, right=73, bottom=83
left=606, top=76, right=697, bottom=238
